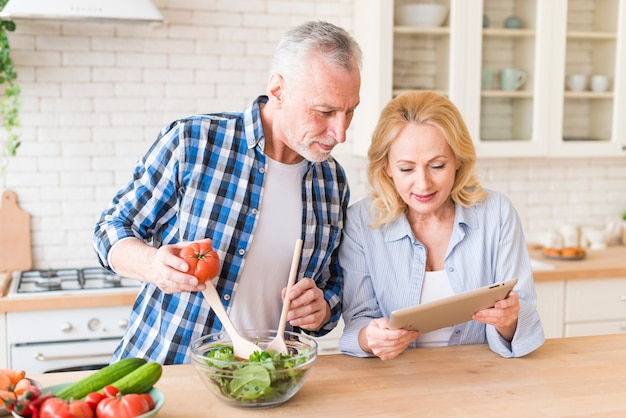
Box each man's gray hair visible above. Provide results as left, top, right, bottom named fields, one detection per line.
left=270, top=21, right=362, bottom=81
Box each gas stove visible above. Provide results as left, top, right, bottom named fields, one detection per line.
left=7, top=267, right=142, bottom=298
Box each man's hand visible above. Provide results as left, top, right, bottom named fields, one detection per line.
left=284, top=278, right=331, bottom=331
left=110, top=238, right=209, bottom=294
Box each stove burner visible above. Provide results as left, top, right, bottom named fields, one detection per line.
left=9, top=267, right=143, bottom=297
left=35, top=278, right=63, bottom=291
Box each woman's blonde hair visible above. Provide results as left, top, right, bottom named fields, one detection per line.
left=367, top=91, right=487, bottom=227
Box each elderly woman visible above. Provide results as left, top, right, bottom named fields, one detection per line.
left=338, top=91, right=544, bottom=360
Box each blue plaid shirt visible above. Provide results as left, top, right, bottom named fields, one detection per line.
left=93, top=96, right=349, bottom=365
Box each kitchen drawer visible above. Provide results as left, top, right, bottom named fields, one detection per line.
left=565, top=277, right=626, bottom=322
left=565, top=321, right=626, bottom=337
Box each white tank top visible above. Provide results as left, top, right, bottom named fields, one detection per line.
left=229, top=156, right=308, bottom=331
left=415, top=269, right=454, bottom=347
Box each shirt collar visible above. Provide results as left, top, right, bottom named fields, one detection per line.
left=243, top=95, right=269, bottom=150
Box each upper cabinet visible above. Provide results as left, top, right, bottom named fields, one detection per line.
left=352, top=0, right=626, bottom=158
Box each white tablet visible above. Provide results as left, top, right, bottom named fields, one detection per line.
left=388, top=278, right=518, bottom=333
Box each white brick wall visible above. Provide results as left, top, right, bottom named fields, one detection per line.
left=2, top=0, right=625, bottom=268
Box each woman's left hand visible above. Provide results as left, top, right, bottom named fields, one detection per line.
left=472, top=290, right=520, bottom=341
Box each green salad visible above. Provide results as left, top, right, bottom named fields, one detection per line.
left=202, top=344, right=312, bottom=403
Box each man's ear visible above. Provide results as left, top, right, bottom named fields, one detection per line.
left=268, top=73, right=284, bottom=106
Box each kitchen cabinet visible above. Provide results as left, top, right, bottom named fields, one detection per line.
left=352, top=0, right=626, bottom=158
left=535, top=276, right=626, bottom=338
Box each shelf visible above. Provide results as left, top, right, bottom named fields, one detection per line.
left=481, top=90, right=534, bottom=98
left=567, top=31, right=617, bottom=40
left=563, top=91, right=614, bottom=99
left=483, top=28, right=535, bottom=38
left=393, top=26, right=450, bottom=36
left=393, top=88, right=448, bottom=97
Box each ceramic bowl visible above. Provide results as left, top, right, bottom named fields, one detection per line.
left=10, top=384, right=164, bottom=418
left=396, top=3, right=449, bottom=27
left=191, top=329, right=318, bottom=409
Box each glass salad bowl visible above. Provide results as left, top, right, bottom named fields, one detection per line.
left=190, top=329, right=318, bottom=408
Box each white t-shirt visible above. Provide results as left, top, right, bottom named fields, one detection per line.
left=229, top=156, right=308, bottom=331
left=415, top=269, right=454, bottom=347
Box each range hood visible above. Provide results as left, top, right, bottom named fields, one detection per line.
left=0, top=0, right=164, bottom=24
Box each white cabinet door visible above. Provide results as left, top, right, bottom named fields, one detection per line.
left=535, top=280, right=565, bottom=338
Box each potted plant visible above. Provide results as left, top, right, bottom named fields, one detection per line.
left=0, top=0, right=20, bottom=187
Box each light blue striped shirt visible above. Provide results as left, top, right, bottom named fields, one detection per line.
left=338, top=190, right=545, bottom=358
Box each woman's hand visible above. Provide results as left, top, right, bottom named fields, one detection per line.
left=359, top=318, right=420, bottom=361
left=473, top=290, right=520, bottom=341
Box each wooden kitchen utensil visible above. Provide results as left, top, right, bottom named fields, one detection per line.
left=202, top=284, right=261, bottom=359
left=267, top=238, right=303, bottom=355
left=0, top=189, right=32, bottom=272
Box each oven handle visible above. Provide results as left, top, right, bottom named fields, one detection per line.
left=34, top=352, right=112, bottom=362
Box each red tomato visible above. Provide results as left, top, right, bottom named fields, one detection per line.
left=95, top=394, right=152, bottom=418
left=102, top=385, right=119, bottom=398
left=180, top=242, right=220, bottom=282
left=139, top=393, right=155, bottom=411
left=40, top=397, right=94, bottom=418
left=85, top=392, right=105, bottom=413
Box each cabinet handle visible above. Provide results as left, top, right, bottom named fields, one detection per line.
left=35, top=352, right=111, bottom=362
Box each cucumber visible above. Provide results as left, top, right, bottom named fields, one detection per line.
left=109, top=361, right=163, bottom=395
left=55, top=357, right=146, bottom=400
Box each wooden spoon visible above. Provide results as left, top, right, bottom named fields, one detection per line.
left=267, top=239, right=303, bottom=355
left=202, top=284, right=261, bottom=359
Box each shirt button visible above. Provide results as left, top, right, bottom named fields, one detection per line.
left=238, top=248, right=245, bottom=256
left=224, top=294, right=231, bottom=301
left=456, top=330, right=461, bottom=334
left=448, top=267, right=454, bottom=272
left=251, top=208, right=259, bottom=215
left=259, top=167, right=265, bottom=174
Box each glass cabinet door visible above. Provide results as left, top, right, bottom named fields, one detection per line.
left=552, top=0, right=626, bottom=156
left=458, top=0, right=551, bottom=157
left=480, top=0, right=537, bottom=142
left=392, top=0, right=451, bottom=97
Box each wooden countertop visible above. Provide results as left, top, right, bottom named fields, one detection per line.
left=530, top=245, right=626, bottom=281
left=0, top=291, right=138, bottom=313
left=31, top=334, right=626, bottom=417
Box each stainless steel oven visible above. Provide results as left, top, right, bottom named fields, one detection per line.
left=6, top=267, right=141, bottom=374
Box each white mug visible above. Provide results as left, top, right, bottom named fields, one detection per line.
left=499, top=68, right=526, bottom=91
left=567, top=75, right=587, bottom=91
left=590, top=75, right=610, bottom=92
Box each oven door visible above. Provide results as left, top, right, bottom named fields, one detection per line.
left=10, top=338, right=120, bottom=374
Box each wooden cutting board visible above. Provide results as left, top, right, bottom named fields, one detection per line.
left=0, top=189, right=32, bottom=271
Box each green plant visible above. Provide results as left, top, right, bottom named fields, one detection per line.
left=0, top=0, right=20, bottom=181
left=622, top=211, right=626, bottom=222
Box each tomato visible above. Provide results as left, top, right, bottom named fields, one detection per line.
left=139, top=393, right=155, bottom=411
left=102, top=385, right=119, bottom=398
left=40, top=397, right=94, bottom=418
left=95, top=394, right=152, bottom=418
left=85, top=392, right=105, bottom=413
left=180, top=241, right=220, bottom=282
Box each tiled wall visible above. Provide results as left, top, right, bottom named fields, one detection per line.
left=2, top=0, right=625, bottom=268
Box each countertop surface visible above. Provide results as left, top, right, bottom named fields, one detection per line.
left=31, top=333, right=626, bottom=417
left=530, top=245, right=626, bottom=281
left=0, top=246, right=624, bottom=313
